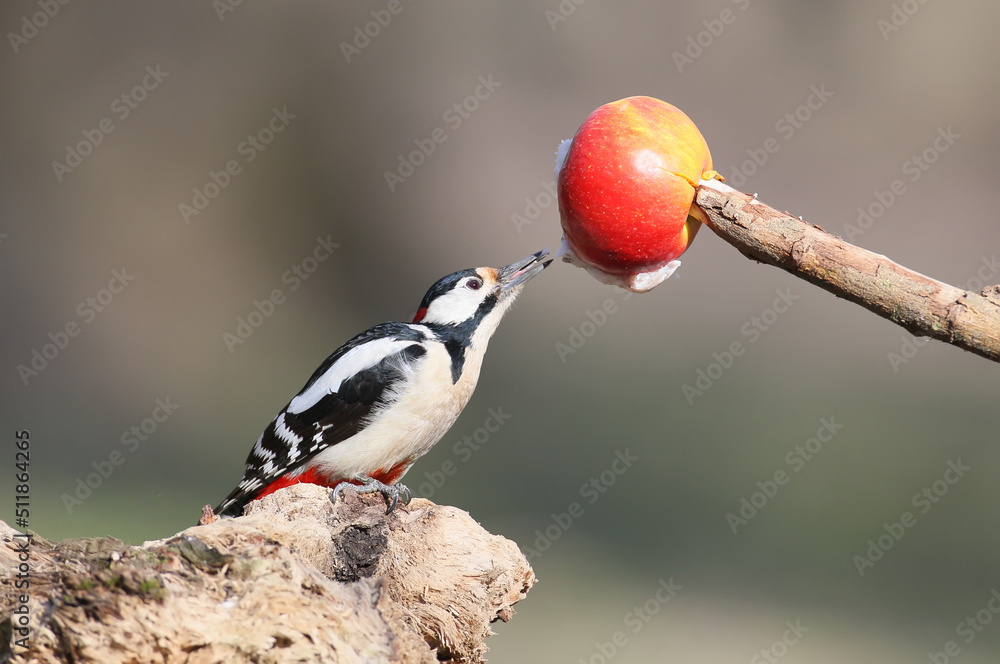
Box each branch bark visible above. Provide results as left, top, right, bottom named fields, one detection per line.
left=1, top=484, right=535, bottom=664
left=695, top=178, right=1000, bottom=362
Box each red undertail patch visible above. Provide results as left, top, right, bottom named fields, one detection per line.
left=255, top=467, right=334, bottom=500
left=256, top=460, right=414, bottom=501
left=369, top=459, right=412, bottom=486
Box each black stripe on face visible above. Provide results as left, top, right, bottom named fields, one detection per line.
left=426, top=289, right=499, bottom=383
left=413, top=267, right=502, bottom=383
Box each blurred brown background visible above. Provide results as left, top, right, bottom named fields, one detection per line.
left=3, top=1, right=999, bottom=661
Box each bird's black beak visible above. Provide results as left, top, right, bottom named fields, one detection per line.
left=498, top=249, right=552, bottom=291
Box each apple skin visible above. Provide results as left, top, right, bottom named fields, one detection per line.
left=557, top=96, right=714, bottom=276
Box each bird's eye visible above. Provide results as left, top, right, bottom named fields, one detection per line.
left=466, top=278, right=483, bottom=290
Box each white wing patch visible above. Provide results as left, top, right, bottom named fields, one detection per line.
left=287, top=337, right=420, bottom=415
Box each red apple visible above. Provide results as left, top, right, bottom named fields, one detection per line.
left=556, top=96, right=716, bottom=289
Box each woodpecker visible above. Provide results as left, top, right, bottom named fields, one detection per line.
left=211, top=249, right=550, bottom=518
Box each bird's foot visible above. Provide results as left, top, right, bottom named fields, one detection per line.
left=332, top=475, right=412, bottom=514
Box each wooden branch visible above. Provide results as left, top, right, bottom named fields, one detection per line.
left=695, top=179, right=1000, bottom=363
left=1, top=484, right=535, bottom=664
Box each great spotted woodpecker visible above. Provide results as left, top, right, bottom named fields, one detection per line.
left=212, top=249, right=550, bottom=517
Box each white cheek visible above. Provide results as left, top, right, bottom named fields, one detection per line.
left=424, top=290, right=481, bottom=324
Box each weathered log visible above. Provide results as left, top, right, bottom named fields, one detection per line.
left=1, top=484, right=535, bottom=663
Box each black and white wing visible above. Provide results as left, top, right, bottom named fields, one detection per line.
left=214, top=323, right=427, bottom=516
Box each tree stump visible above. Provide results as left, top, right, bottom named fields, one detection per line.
left=1, top=484, right=535, bottom=663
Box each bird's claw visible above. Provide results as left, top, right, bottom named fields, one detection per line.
left=333, top=475, right=412, bottom=514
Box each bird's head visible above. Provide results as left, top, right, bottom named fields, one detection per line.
left=412, top=249, right=550, bottom=342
